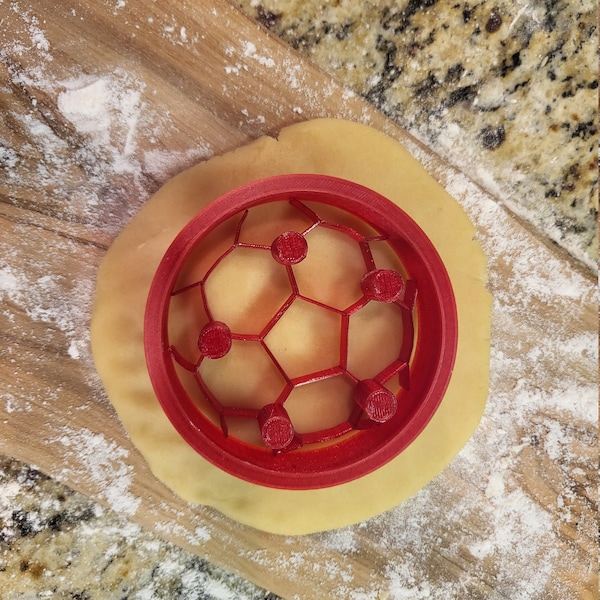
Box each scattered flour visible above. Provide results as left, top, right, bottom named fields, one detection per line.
left=0, top=266, right=21, bottom=297
left=236, top=158, right=596, bottom=599
left=0, top=260, right=93, bottom=367
left=50, top=426, right=141, bottom=518
left=0, top=457, right=269, bottom=599
left=0, top=4, right=596, bottom=600
left=242, top=41, right=276, bottom=68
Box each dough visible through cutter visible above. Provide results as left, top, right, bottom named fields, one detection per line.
left=91, top=118, right=491, bottom=535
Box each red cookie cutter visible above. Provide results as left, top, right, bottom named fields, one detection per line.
left=144, top=174, right=458, bottom=490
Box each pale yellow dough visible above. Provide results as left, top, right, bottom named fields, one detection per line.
left=91, top=119, right=491, bottom=535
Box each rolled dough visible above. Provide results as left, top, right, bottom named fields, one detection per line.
left=91, top=118, right=491, bottom=535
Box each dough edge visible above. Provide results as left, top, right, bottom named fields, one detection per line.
left=91, top=118, right=492, bottom=535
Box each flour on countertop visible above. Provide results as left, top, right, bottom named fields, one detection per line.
left=0, top=457, right=271, bottom=600
left=242, top=41, right=276, bottom=69
left=50, top=426, right=141, bottom=518
left=57, top=75, right=145, bottom=171
left=55, top=71, right=212, bottom=182
left=1, top=5, right=596, bottom=600
left=236, top=153, right=596, bottom=599
left=0, top=260, right=93, bottom=368
left=2, top=56, right=212, bottom=366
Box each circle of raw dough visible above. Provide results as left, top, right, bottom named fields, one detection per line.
left=91, top=118, right=491, bottom=535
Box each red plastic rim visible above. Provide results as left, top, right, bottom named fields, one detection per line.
left=144, top=174, right=458, bottom=490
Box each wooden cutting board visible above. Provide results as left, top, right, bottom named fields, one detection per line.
left=0, top=1, right=596, bottom=598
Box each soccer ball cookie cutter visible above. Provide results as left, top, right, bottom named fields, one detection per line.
left=144, top=174, right=458, bottom=490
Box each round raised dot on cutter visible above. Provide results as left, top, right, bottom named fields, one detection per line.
left=360, top=269, right=405, bottom=303
left=198, top=321, right=232, bottom=359
left=258, top=403, right=296, bottom=450
left=355, top=379, right=398, bottom=423
left=271, top=230, right=309, bottom=265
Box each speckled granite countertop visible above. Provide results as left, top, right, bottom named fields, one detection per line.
left=235, top=0, right=598, bottom=270
left=1, top=0, right=597, bottom=598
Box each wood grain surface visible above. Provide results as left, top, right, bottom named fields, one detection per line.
left=0, top=1, right=596, bottom=598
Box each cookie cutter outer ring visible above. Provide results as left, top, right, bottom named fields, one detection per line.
left=144, top=174, right=458, bottom=490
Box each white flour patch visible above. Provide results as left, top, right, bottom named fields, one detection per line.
left=369, top=474, right=558, bottom=600
left=242, top=41, right=276, bottom=68
left=0, top=479, right=26, bottom=542
left=58, top=73, right=146, bottom=175
left=50, top=427, right=141, bottom=517
left=67, top=339, right=82, bottom=360
left=154, top=520, right=203, bottom=546
left=319, top=527, right=358, bottom=554
left=0, top=266, right=21, bottom=298
left=0, top=145, right=19, bottom=169
left=0, top=257, right=93, bottom=366
left=63, top=70, right=211, bottom=175
left=2, top=392, right=32, bottom=414
left=58, top=79, right=114, bottom=140
left=193, top=525, right=212, bottom=543
left=142, top=145, right=213, bottom=181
